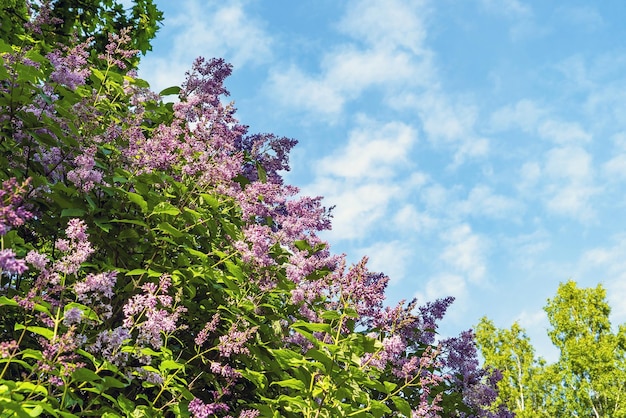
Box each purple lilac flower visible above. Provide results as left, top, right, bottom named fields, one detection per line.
left=188, top=398, right=229, bottom=418
left=74, top=271, right=117, bottom=301
left=123, top=275, right=187, bottom=349
left=25, top=250, right=49, bottom=271
left=195, top=313, right=220, bottom=346
left=217, top=323, right=258, bottom=358
left=0, top=340, right=19, bottom=358
left=0, top=178, right=33, bottom=236
left=67, top=146, right=103, bottom=192
left=63, top=307, right=83, bottom=326
left=47, top=40, right=91, bottom=90
left=88, top=327, right=131, bottom=367
left=238, top=410, right=260, bottom=418
left=0, top=249, right=28, bottom=275
left=53, top=220, right=94, bottom=275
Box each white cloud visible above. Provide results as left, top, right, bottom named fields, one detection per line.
left=358, top=241, right=412, bottom=284
left=140, top=0, right=273, bottom=93
left=317, top=119, right=417, bottom=179
left=311, top=179, right=401, bottom=241
left=538, top=120, right=591, bottom=145
left=543, top=146, right=598, bottom=220
left=557, top=6, right=604, bottom=31
left=307, top=118, right=418, bottom=241
left=456, top=185, right=521, bottom=219
left=393, top=204, right=438, bottom=233
left=440, top=224, right=488, bottom=284
left=544, top=146, right=592, bottom=181
left=489, top=99, right=546, bottom=132
left=267, top=0, right=434, bottom=120
left=338, top=0, right=429, bottom=53
left=479, top=0, right=532, bottom=18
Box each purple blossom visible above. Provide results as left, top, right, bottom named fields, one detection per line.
left=123, top=275, right=187, bottom=349
left=67, top=146, right=103, bottom=192
left=47, top=40, right=91, bottom=90
left=0, top=340, right=19, bottom=358
left=0, top=178, right=33, bottom=236
left=52, top=219, right=94, bottom=275
left=98, top=28, right=139, bottom=70
left=74, top=271, right=117, bottom=301
left=25, top=250, right=49, bottom=271
left=0, top=249, right=28, bottom=275
left=88, top=327, right=131, bottom=367
left=217, top=323, right=258, bottom=358
left=195, top=313, right=220, bottom=346
left=188, top=398, right=229, bottom=418
left=63, top=307, right=83, bottom=326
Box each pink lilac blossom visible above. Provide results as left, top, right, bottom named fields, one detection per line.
left=74, top=271, right=117, bottom=301
left=237, top=410, right=260, bottom=418
left=37, top=329, right=85, bottom=385
left=195, top=312, right=220, bottom=346
left=63, top=307, right=83, bottom=326
left=24, top=0, right=63, bottom=34
left=25, top=250, right=49, bottom=271
left=217, top=323, right=258, bottom=358
left=0, top=340, right=19, bottom=358
left=87, top=327, right=131, bottom=367
left=46, top=39, right=91, bottom=90
left=123, top=274, right=187, bottom=349
left=66, top=146, right=103, bottom=192
left=188, top=398, right=229, bottom=418
left=0, top=249, right=28, bottom=275
left=98, top=28, right=139, bottom=70
left=0, top=178, right=33, bottom=236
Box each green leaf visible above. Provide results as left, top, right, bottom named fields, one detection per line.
left=291, top=320, right=332, bottom=334
left=156, top=222, right=183, bottom=238
left=72, top=368, right=102, bottom=383
left=0, top=296, right=18, bottom=307
left=159, top=360, right=184, bottom=372
left=14, top=324, right=54, bottom=340
left=240, top=368, right=267, bottom=389
left=159, top=86, right=181, bottom=96
left=127, top=192, right=148, bottom=213
left=61, top=208, right=86, bottom=217
left=150, top=202, right=180, bottom=216
left=391, top=396, right=412, bottom=416
left=271, top=378, right=307, bottom=391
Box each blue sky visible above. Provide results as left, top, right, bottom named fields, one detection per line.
left=138, top=0, right=626, bottom=361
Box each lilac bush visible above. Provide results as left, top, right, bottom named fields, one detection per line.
left=0, top=1, right=507, bottom=417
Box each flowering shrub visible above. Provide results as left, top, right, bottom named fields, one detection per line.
left=0, top=1, right=508, bottom=417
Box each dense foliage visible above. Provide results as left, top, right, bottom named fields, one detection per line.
left=0, top=2, right=505, bottom=416
left=477, top=281, right=626, bottom=417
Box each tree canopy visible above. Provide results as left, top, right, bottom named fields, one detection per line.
left=477, top=281, right=626, bottom=417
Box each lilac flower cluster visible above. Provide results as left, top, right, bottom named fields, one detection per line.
left=37, top=328, right=86, bottom=386
left=0, top=177, right=33, bottom=236
left=47, top=39, right=91, bottom=90
left=123, top=274, right=187, bottom=349
left=188, top=398, right=229, bottom=418
left=66, top=145, right=104, bottom=192
left=0, top=249, right=28, bottom=276
left=98, top=28, right=139, bottom=70
left=217, top=323, right=258, bottom=358
left=87, top=326, right=131, bottom=367
left=54, top=219, right=95, bottom=275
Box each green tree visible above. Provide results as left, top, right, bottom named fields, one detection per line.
left=477, top=281, right=626, bottom=417
left=1, top=0, right=162, bottom=65
left=545, top=280, right=626, bottom=417
left=475, top=318, right=550, bottom=417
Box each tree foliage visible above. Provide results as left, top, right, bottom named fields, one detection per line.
left=0, top=2, right=505, bottom=417
left=477, top=281, right=626, bottom=417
